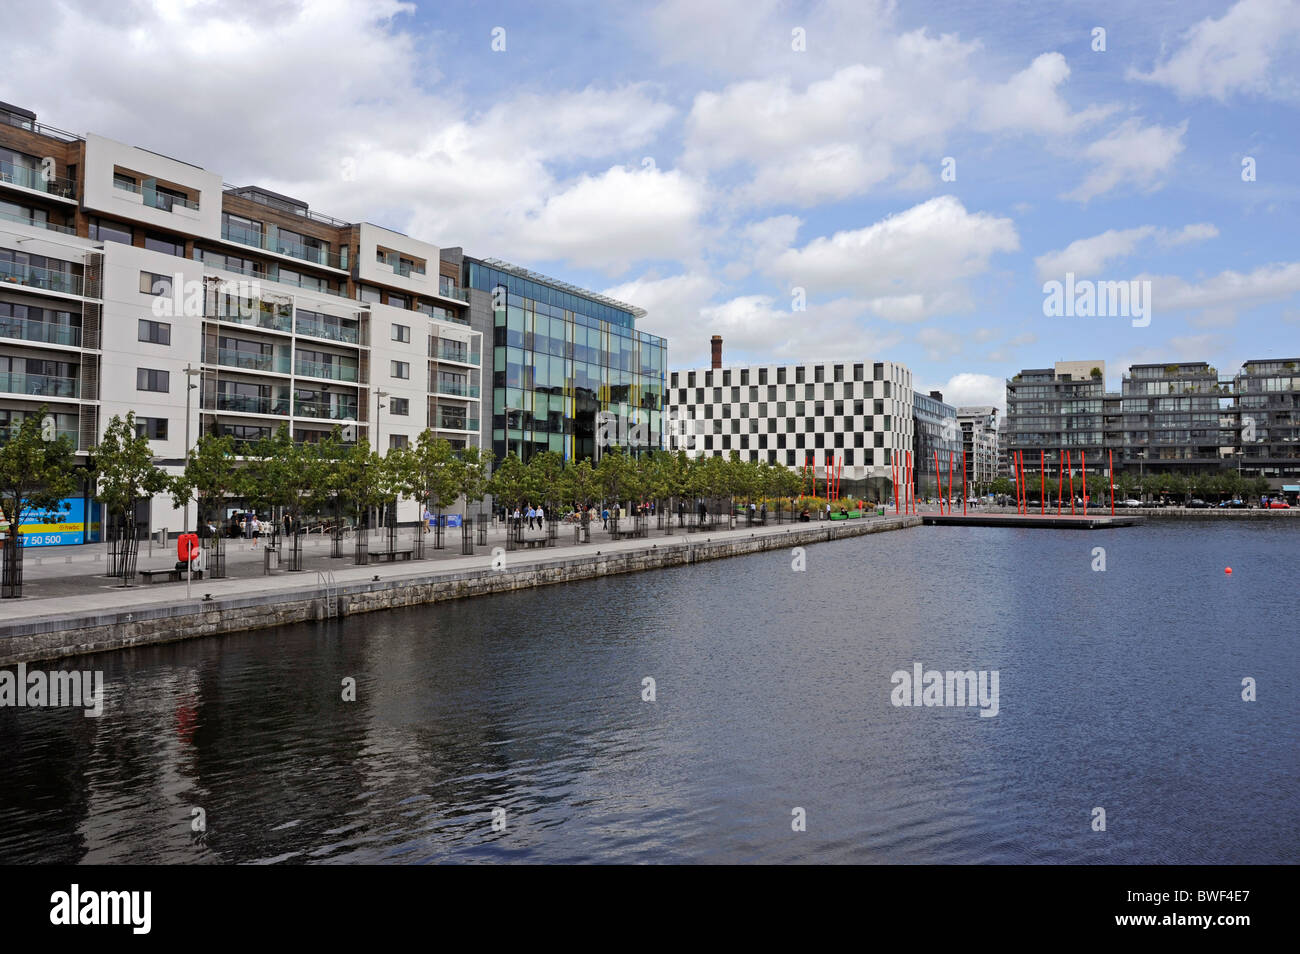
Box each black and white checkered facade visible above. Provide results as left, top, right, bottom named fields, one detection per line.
left=666, top=359, right=915, bottom=483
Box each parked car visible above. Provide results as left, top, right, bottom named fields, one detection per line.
left=1122, top=498, right=1143, bottom=508
left=1269, top=500, right=1291, bottom=509
left=1186, top=499, right=1210, bottom=509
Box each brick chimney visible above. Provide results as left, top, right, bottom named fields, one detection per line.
left=711, top=335, right=723, bottom=370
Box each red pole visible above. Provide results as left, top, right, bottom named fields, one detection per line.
left=1067, top=450, right=1075, bottom=515
left=1040, top=450, right=1045, bottom=515
left=1057, top=451, right=1064, bottom=514
left=1082, top=450, right=1088, bottom=517
left=948, top=451, right=954, bottom=514
left=907, top=452, right=913, bottom=514
left=1109, top=449, right=1115, bottom=516
left=1015, top=451, right=1023, bottom=514
left=962, top=449, right=967, bottom=515
left=893, top=454, right=899, bottom=514
left=1010, top=451, right=1017, bottom=513
left=934, top=449, right=943, bottom=515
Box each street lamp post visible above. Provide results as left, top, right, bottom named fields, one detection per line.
left=182, top=363, right=201, bottom=534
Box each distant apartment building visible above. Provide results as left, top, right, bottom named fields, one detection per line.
left=996, top=417, right=1009, bottom=479
left=912, top=389, right=962, bottom=497
left=1005, top=361, right=1107, bottom=477
left=667, top=338, right=914, bottom=497
left=1005, top=357, right=1300, bottom=489
left=956, top=405, right=999, bottom=487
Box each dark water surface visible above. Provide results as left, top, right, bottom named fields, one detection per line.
left=1, top=521, right=1296, bottom=864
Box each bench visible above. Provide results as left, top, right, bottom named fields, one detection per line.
left=517, top=537, right=548, bottom=549
left=367, top=549, right=413, bottom=563
left=139, top=567, right=203, bottom=584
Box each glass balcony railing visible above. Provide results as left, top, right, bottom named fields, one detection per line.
left=296, top=318, right=359, bottom=344
left=435, top=282, right=469, bottom=302
left=206, top=394, right=290, bottom=415
left=0, top=371, right=80, bottom=398
left=0, top=208, right=76, bottom=235
left=432, top=379, right=479, bottom=398
left=211, top=308, right=293, bottom=333
left=0, top=160, right=77, bottom=199
left=295, top=359, right=358, bottom=382
left=430, top=342, right=478, bottom=365
left=437, top=417, right=479, bottom=431
left=0, top=426, right=78, bottom=446
left=207, top=348, right=291, bottom=374
left=112, top=178, right=200, bottom=211
left=0, top=316, right=81, bottom=347
left=294, top=400, right=358, bottom=420
left=222, top=223, right=343, bottom=269
left=0, top=260, right=83, bottom=295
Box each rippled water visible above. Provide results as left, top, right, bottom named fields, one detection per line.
left=1, top=521, right=1296, bottom=864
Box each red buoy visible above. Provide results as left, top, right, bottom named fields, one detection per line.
left=1225, top=567, right=1233, bottom=575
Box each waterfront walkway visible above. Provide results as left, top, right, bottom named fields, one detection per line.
left=0, top=512, right=907, bottom=631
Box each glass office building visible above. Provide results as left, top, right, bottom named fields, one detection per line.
left=465, top=258, right=666, bottom=463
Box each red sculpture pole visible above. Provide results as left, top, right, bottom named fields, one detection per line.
left=962, top=449, right=967, bottom=515
left=934, top=449, right=943, bottom=515
left=948, top=451, right=954, bottom=514
left=1040, top=450, right=1045, bottom=515
left=893, top=455, right=899, bottom=514
left=1067, top=450, right=1075, bottom=515
left=1109, top=449, right=1115, bottom=516
left=1057, top=451, right=1064, bottom=515
left=1082, top=450, right=1088, bottom=517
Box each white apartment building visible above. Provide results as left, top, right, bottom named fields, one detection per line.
left=666, top=343, right=915, bottom=494
left=1, top=102, right=481, bottom=542
left=957, top=405, right=1000, bottom=486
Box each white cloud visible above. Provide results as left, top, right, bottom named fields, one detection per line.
left=1149, top=261, right=1300, bottom=314
left=978, top=53, right=1114, bottom=136
left=1129, top=0, right=1300, bottom=101
left=1064, top=119, right=1188, bottom=202
left=1035, top=223, right=1217, bottom=280
left=771, top=196, right=1019, bottom=317
left=602, top=272, right=722, bottom=359
left=935, top=373, right=1007, bottom=412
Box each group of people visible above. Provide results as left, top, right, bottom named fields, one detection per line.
left=506, top=504, right=547, bottom=529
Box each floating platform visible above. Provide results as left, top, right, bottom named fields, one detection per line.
left=921, top=512, right=1144, bottom=530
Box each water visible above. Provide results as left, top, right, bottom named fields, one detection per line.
left=1, top=521, right=1296, bottom=864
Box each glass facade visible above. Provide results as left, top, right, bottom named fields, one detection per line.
left=468, top=261, right=666, bottom=463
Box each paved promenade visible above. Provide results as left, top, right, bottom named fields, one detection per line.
left=0, top=512, right=903, bottom=630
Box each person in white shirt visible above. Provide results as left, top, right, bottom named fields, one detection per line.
left=536, top=505, right=545, bottom=529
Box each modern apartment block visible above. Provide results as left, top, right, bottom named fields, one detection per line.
left=956, top=405, right=999, bottom=487
left=666, top=339, right=915, bottom=497
left=1006, top=357, right=1300, bottom=489
left=1, top=101, right=482, bottom=540
left=1004, top=361, right=1107, bottom=476
left=912, top=389, right=962, bottom=496
left=460, top=256, right=666, bottom=464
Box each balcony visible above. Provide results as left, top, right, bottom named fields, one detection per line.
left=437, top=417, right=479, bottom=432
left=432, top=379, right=479, bottom=398
left=0, top=426, right=78, bottom=447
left=295, top=359, right=358, bottom=382
left=112, top=178, right=200, bottom=211
left=0, top=371, right=79, bottom=399
left=436, top=281, right=469, bottom=303
left=0, top=208, right=76, bottom=235
left=0, top=316, right=81, bottom=347
left=211, top=308, right=292, bottom=333
left=0, top=260, right=83, bottom=296
left=0, top=160, right=77, bottom=199
left=296, top=317, right=360, bottom=344
left=206, top=347, right=291, bottom=374
left=221, top=222, right=344, bottom=269
left=430, top=342, right=478, bottom=365
left=206, top=393, right=290, bottom=416
left=294, top=400, right=358, bottom=421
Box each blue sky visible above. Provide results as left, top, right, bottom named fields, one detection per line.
left=6, top=0, right=1300, bottom=408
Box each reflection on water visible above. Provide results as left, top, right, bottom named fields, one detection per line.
left=1, top=521, right=1296, bottom=863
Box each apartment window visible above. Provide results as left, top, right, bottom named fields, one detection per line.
left=777, top=367, right=786, bottom=384
left=139, top=271, right=173, bottom=296
left=136, top=368, right=169, bottom=392
left=113, top=172, right=136, bottom=190
left=389, top=434, right=409, bottom=450
left=88, top=217, right=132, bottom=245
left=392, top=323, right=410, bottom=343
left=138, top=319, right=171, bottom=345
left=358, top=285, right=381, bottom=304
left=390, top=397, right=409, bottom=416
left=795, top=366, right=805, bottom=384
left=740, top=369, right=748, bottom=385
left=391, top=360, right=410, bottom=379
left=834, top=365, right=844, bottom=382
left=134, top=417, right=168, bottom=440
left=815, top=366, right=825, bottom=383
left=758, top=368, right=767, bottom=385
left=388, top=292, right=410, bottom=309
left=854, top=364, right=864, bottom=381
left=874, top=362, right=884, bottom=381
left=144, top=232, right=184, bottom=256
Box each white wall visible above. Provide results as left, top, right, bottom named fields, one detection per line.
left=82, top=133, right=222, bottom=240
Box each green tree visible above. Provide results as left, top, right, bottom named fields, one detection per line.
left=488, top=452, right=528, bottom=512
left=239, top=425, right=326, bottom=533
left=524, top=450, right=563, bottom=512
left=0, top=408, right=78, bottom=593
left=91, top=412, right=169, bottom=545
left=458, top=445, right=495, bottom=519
left=170, top=434, right=238, bottom=532
left=405, top=431, right=464, bottom=529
